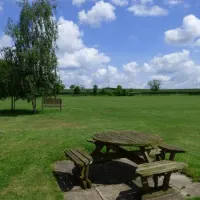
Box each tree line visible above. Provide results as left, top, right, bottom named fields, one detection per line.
left=0, top=0, right=64, bottom=113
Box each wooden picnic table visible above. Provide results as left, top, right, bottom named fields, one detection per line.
left=90, top=130, right=164, bottom=163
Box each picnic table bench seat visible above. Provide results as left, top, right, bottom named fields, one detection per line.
left=158, top=144, right=186, bottom=160
left=64, top=149, right=93, bottom=189
left=136, top=160, right=188, bottom=199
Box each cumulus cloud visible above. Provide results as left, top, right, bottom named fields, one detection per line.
left=72, top=0, right=86, bottom=6
left=165, top=15, right=200, bottom=45
left=0, top=34, right=13, bottom=49
left=128, top=5, right=168, bottom=17
left=150, top=75, right=170, bottom=82
left=164, top=0, right=183, bottom=6
left=123, top=62, right=140, bottom=74
left=57, top=17, right=84, bottom=53
left=78, top=1, right=116, bottom=27
left=111, top=0, right=128, bottom=7
left=57, top=16, right=110, bottom=72
left=58, top=47, right=110, bottom=69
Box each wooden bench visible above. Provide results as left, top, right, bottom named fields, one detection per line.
left=42, top=98, right=62, bottom=110
left=136, top=160, right=188, bottom=199
left=64, top=149, right=93, bottom=189
left=158, top=144, right=186, bottom=160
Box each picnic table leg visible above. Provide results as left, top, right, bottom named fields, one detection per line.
left=153, top=175, right=159, bottom=188
left=85, top=165, right=92, bottom=188
left=91, top=142, right=104, bottom=156
left=140, top=147, right=152, bottom=163
left=141, top=176, right=149, bottom=193
left=163, top=172, right=172, bottom=189
left=169, top=152, right=176, bottom=161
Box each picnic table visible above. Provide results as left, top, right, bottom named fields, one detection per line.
left=65, top=130, right=187, bottom=199
left=90, top=130, right=163, bottom=163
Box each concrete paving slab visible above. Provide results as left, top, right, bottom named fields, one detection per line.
left=64, top=188, right=102, bottom=200
left=150, top=192, right=184, bottom=200
left=180, top=182, right=200, bottom=198
left=170, top=173, right=192, bottom=190
left=95, top=184, right=139, bottom=200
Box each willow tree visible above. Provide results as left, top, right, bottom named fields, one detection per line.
left=6, top=0, right=58, bottom=113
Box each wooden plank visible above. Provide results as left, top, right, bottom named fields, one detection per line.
left=65, top=150, right=84, bottom=166
left=76, top=149, right=93, bottom=164
left=93, top=130, right=163, bottom=147
left=158, top=144, right=186, bottom=153
left=70, top=149, right=90, bottom=165
left=136, top=161, right=187, bottom=177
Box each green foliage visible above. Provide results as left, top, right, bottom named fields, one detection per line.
left=4, top=0, right=59, bottom=113
left=93, top=84, right=98, bottom=96
left=74, top=86, right=80, bottom=94
left=70, top=84, right=75, bottom=89
left=116, top=85, right=123, bottom=96
left=148, top=79, right=162, bottom=91
left=99, top=88, right=106, bottom=95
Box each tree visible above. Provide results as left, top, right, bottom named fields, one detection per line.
left=0, top=49, right=25, bottom=111
left=70, top=84, right=75, bottom=89
left=93, top=84, right=98, bottom=96
left=74, top=86, right=80, bottom=94
left=53, top=81, right=65, bottom=96
left=148, top=79, right=162, bottom=91
left=116, top=85, right=122, bottom=96
left=5, top=0, right=58, bottom=113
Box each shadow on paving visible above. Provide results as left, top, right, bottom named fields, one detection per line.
left=53, top=160, right=141, bottom=199
left=0, top=109, right=41, bottom=117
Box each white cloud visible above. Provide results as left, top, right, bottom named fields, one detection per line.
left=58, top=47, right=110, bottom=68
left=111, top=0, right=128, bottom=7
left=164, top=0, right=183, bottom=6
left=141, top=0, right=153, bottom=4
left=123, top=62, right=140, bottom=74
left=78, top=1, right=116, bottom=27
left=128, top=5, right=168, bottom=17
left=0, top=34, right=13, bottom=49
left=72, top=0, right=86, bottom=6
left=150, top=75, right=170, bottom=81
left=165, top=15, right=200, bottom=45
left=148, top=50, right=191, bottom=74
left=194, top=39, right=200, bottom=47
left=57, top=17, right=84, bottom=53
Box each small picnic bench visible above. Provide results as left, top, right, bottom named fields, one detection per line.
left=64, top=149, right=93, bottom=189
left=136, top=160, right=188, bottom=199
left=158, top=143, right=186, bottom=160
left=42, top=98, right=62, bottom=110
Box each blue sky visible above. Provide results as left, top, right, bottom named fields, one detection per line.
left=1, top=0, right=200, bottom=88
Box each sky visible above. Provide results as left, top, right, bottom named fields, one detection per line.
left=1, top=0, right=200, bottom=89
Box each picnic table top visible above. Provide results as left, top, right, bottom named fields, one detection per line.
left=93, top=130, right=163, bottom=147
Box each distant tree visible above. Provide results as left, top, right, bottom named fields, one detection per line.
left=116, top=85, right=123, bottom=96
left=54, top=81, right=65, bottom=96
left=70, top=84, right=75, bottom=89
left=74, top=86, right=80, bottom=94
left=148, top=79, right=162, bottom=91
left=93, top=84, right=98, bottom=96
left=80, top=85, right=85, bottom=89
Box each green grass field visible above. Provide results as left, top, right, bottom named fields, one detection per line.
left=0, top=96, right=200, bottom=200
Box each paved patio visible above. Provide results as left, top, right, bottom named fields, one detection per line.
left=53, top=159, right=200, bottom=200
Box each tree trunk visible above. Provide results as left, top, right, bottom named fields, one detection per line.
left=32, top=98, right=37, bottom=114
left=11, top=96, right=15, bottom=111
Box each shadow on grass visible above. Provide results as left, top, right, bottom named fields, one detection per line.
left=0, top=109, right=42, bottom=117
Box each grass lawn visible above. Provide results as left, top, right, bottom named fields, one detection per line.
left=0, top=96, right=200, bottom=200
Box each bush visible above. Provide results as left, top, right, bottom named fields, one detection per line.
left=74, top=86, right=80, bottom=94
